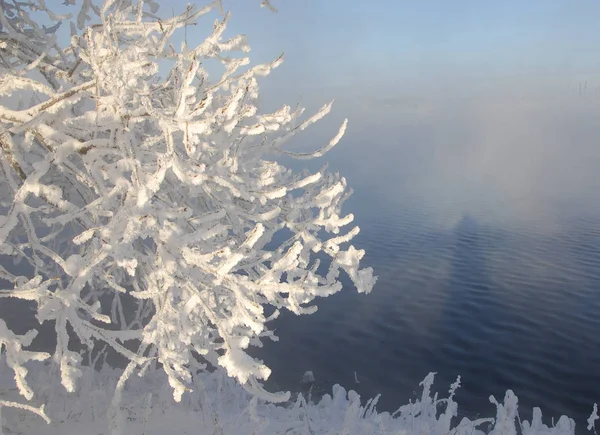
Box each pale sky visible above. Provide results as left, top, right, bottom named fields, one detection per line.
left=215, top=0, right=600, bottom=91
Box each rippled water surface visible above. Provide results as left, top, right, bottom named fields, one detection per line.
left=3, top=91, right=600, bottom=432
left=256, top=93, right=600, bottom=432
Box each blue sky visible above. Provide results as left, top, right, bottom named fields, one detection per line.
left=214, top=0, right=600, bottom=90
left=41, top=1, right=600, bottom=93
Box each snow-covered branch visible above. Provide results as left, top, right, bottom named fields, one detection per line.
left=0, top=0, right=375, bottom=422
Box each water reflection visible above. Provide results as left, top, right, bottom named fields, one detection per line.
left=259, top=187, right=600, bottom=433
left=2, top=90, right=600, bottom=432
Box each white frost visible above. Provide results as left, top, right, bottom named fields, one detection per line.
left=0, top=0, right=376, bottom=418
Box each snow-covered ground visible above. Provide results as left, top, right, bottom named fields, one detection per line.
left=0, top=361, right=594, bottom=435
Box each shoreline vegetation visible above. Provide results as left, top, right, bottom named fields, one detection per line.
left=0, top=361, right=594, bottom=435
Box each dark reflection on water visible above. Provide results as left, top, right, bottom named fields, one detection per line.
left=3, top=94, right=600, bottom=432
left=249, top=94, right=600, bottom=433
left=256, top=185, right=600, bottom=433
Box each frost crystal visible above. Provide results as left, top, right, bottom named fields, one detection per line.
left=0, top=0, right=376, bottom=412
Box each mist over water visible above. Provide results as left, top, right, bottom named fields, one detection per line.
left=2, top=77, right=600, bottom=431
left=257, top=83, right=600, bottom=432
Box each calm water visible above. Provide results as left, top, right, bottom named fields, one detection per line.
left=255, top=92, right=600, bottom=432
left=258, top=199, right=600, bottom=430
left=3, top=91, right=600, bottom=432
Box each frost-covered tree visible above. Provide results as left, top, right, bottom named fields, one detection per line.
left=0, top=0, right=375, bottom=422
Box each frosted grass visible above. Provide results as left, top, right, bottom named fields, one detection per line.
left=1, top=361, right=594, bottom=435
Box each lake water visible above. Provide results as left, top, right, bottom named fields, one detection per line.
left=254, top=90, right=600, bottom=432
left=3, top=89, right=600, bottom=432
